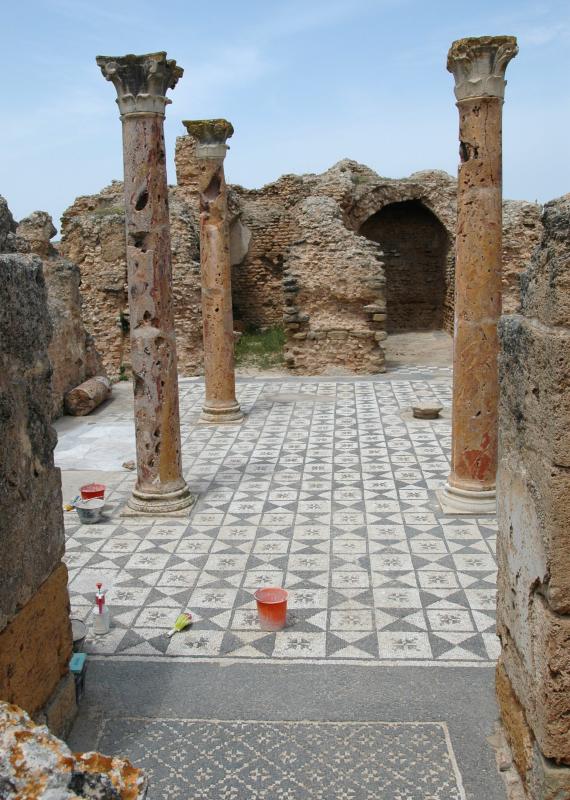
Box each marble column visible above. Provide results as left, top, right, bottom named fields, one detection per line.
left=438, top=36, right=518, bottom=515
left=182, top=119, right=243, bottom=424
left=97, top=52, right=193, bottom=514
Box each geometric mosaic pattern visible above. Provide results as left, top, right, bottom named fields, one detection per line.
left=63, top=377, right=499, bottom=664
left=97, top=718, right=466, bottom=799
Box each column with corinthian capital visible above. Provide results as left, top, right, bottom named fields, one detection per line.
left=97, top=52, right=193, bottom=514
left=438, top=36, right=518, bottom=514
left=183, top=119, right=243, bottom=424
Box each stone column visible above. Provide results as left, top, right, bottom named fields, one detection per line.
left=182, top=119, right=243, bottom=424
left=438, top=36, right=518, bottom=515
left=97, top=52, right=193, bottom=514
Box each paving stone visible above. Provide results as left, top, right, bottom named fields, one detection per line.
left=59, top=376, right=498, bottom=664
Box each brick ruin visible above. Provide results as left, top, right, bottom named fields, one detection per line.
left=59, top=146, right=541, bottom=378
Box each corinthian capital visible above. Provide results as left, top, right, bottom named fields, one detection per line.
left=182, top=119, right=234, bottom=159
left=447, top=36, right=518, bottom=101
left=96, top=52, right=183, bottom=116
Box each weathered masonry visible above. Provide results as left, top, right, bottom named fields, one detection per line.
left=60, top=159, right=541, bottom=378
left=0, top=251, right=75, bottom=736
left=497, top=193, right=570, bottom=798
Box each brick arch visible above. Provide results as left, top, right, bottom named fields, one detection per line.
left=359, top=200, right=452, bottom=333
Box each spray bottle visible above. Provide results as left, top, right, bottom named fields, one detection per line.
left=92, top=582, right=111, bottom=635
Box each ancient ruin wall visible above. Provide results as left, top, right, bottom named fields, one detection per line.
left=0, top=250, right=75, bottom=735
left=60, top=156, right=541, bottom=377
left=344, top=166, right=458, bottom=333
left=496, top=193, right=570, bottom=797
left=230, top=175, right=312, bottom=330
left=501, top=199, right=543, bottom=315
left=59, top=179, right=203, bottom=378
left=176, top=133, right=305, bottom=332
left=283, top=195, right=387, bottom=373
left=16, top=211, right=104, bottom=418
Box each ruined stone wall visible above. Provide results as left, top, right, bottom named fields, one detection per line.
left=283, top=196, right=387, bottom=373
left=60, top=179, right=202, bottom=377
left=0, top=250, right=75, bottom=735
left=16, top=211, right=104, bottom=418
left=496, top=193, right=570, bottom=797
left=0, top=198, right=103, bottom=418
left=60, top=154, right=541, bottom=377
left=175, top=135, right=307, bottom=332
left=232, top=184, right=300, bottom=329
left=502, top=200, right=543, bottom=315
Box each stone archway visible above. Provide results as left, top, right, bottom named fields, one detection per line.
left=360, top=200, right=450, bottom=333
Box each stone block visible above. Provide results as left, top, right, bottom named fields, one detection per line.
left=34, top=672, right=77, bottom=739
left=498, top=446, right=570, bottom=614
left=374, top=331, right=388, bottom=342
left=496, top=660, right=534, bottom=783
left=229, top=217, right=251, bottom=266
left=328, top=330, right=348, bottom=340
left=0, top=254, right=65, bottom=629
left=520, top=194, right=570, bottom=328
left=0, top=563, right=73, bottom=717
left=497, top=594, right=570, bottom=764
left=499, top=315, right=570, bottom=469
left=350, top=331, right=374, bottom=339
left=528, top=744, right=570, bottom=800
left=372, top=313, right=387, bottom=322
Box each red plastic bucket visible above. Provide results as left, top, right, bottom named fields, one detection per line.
left=254, top=587, right=288, bottom=631
left=80, top=483, right=106, bottom=500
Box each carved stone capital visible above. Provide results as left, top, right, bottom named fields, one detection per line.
left=182, top=119, right=234, bottom=159
left=447, top=36, right=518, bottom=101
left=96, top=52, right=183, bottom=116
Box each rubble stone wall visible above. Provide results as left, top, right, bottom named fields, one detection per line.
left=60, top=177, right=203, bottom=378
left=282, top=195, right=387, bottom=373
left=496, top=193, right=570, bottom=797
left=59, top=152, right=541, bottom=377
left=16, top=210, right=104, bottom=417
left=0, top=250, right=74, bottom=735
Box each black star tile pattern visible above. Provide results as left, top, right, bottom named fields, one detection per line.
left=64, top=377, right=499, bottom=664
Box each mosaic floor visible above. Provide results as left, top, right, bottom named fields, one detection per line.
left=61, top=374, right=499, bottom=666
left=96, top=718, right=466, bottom=800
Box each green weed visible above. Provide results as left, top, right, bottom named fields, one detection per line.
left=235, top=326, right=285, bottom=370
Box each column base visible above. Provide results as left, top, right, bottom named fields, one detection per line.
left=437, top=482, right=496, bottom=515
left=122, top=482, right=195, bottom=517
left=199, top=402, right=244, bottom=425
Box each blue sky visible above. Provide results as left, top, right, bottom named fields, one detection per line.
left=2, top=0, right=569, bottom=231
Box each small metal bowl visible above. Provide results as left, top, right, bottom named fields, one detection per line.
left=73, top=498, right=104, bottom=525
